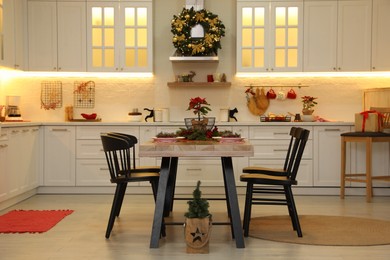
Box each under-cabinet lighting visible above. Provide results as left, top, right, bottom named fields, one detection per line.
left=0, top=70, right=153, bottom=79
left=236, top=72, right=390, bottom=78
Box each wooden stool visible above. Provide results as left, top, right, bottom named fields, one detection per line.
left=340, top=132, right=390, bottom=202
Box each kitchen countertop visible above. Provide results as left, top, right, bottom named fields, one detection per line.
left=0, top=121, right=354, bottom=128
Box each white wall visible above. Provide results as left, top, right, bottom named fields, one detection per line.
left=1, top=0, right=390, bottom=123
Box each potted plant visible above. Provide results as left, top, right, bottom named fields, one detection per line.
left=184, top=181, right=212, bottom=254
left=186, top=96, right=213, bottom=131
left=301, top=95, right=318, bottom=115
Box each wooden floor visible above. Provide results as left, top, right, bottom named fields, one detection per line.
left=1, top=194, right=390, bottom=259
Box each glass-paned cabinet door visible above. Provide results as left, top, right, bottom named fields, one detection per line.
left=237, top=2, right=269, bottom=72
left=271, top=3, right=302, bottom=71
left=121, top=2, right=152, bottom=72
left=87, top=1, right=152, bottom=72
left=0, top=0, right=4, bottom=63
left=88, top=3, right=117, bottom=71
left=237, top=1, right=303, bottom=73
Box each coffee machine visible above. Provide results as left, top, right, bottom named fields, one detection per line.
left=5, top=96, right=23, bottom=121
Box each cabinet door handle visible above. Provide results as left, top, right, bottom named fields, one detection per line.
left=22, top=129, right=30, bottom=133
left=100, top=168, right=109, bottom=171
left=0, top=144, right=8, bottom=148
left=12, top=130, right=20, bottom=134
left=274, top=132, right=289, bottom=135
left=186, top=168, right=202, bottom=171
left=51, top=129, right=68, bottom=132
left=324, top=129, right=341, bottom=132
left=274, top=149, right=288, bottom=152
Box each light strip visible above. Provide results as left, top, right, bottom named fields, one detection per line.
left=0, top=69, right=154, bottom=79
left=236, top=72, right=390, bottom=78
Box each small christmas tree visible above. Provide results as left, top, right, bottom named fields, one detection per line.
left=184, top=181, right=211, bottom=218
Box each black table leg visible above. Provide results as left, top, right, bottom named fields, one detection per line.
left=150, top=157, right=171, bottom=248
left=221, top=157, right=245, bottom=248
left=164, top=157, right=178, bottom=216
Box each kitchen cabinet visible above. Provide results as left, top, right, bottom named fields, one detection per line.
left=0, top=132, right=9, bottom=202
left=304, top=0, right=372, bottom=72
left=247, top=126, right=313, bottom=186
left=75, top=126, right=139, bottom=186
left=1, top=0, right=26, bottom=69
left=86, top=0, right=153, bottom=72
left=313, top=125, right=351, bottom=186
left=236, top=0, right=303, bottom=73
left=371, top=0, right=390, bottom=71
left=27, top=0, right=86, bottom=71
left=44, top=126, right=76, bottom=186
left=0, top=127, right=40, bottom=203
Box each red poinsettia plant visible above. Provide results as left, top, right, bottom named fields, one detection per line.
left=187, top=96, right=212, bottom=120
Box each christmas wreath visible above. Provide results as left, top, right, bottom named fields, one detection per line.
left=171, top=7, right=225, bottom=56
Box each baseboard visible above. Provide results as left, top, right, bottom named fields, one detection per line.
left=0, top=189, right=38, bottom=211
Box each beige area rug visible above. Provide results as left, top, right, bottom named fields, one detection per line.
left=249, top=215, right=390, bottom=246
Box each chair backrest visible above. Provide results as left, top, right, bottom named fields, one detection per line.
left=106, top=132, right=138, bottom=169
left=285, top=127, right=310, bottom=181
left=100, top=134, right=134, bottom=182
left=283, top=127, right=298, bottom=171
left=370, top=107, right=390, bottom=131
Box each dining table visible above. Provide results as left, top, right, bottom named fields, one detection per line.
left=139, top=138, right=254, bottom=248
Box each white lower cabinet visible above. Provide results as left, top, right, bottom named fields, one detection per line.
left=313, top=126, right=351, bottom=186
left=44, top=126, right=76, bottom=186
left=0, top=127, right=40, bottom=203
left=75, top=126, right=139, bottom=186
left=248, top=126, right=314, bottom=187
left=0, top=133, right=9, bottom=202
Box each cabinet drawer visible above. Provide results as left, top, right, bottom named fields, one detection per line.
left=249, top=126, right=313, bottom=140
left=76, top=140, right=105, bottom=159
left=251, top=139, right=313, bottom=159
left=76, top=159, right=138, bottom=186
left=76, top=126, right=139, bottom=140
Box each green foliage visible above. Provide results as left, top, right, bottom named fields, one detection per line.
left=184, top=181, right=211, bottom=218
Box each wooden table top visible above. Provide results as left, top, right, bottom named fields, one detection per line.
left=139, top=140, right=254, bottom=157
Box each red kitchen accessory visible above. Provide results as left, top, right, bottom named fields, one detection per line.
left=287, top=88, right=297, bottom=99
left=266, top=88, right=277, bottom=99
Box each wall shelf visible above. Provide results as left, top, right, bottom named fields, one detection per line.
left=167, top=82, right=231, bottom=87
left=169, top=51, right=219, bottom=62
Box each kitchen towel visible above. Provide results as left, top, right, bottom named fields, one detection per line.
left=0, top=209, right=74, bottom=233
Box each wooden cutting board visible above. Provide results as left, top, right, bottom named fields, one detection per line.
left=364, top=88, right=390, bottom=110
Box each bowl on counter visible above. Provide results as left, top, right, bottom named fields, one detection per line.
left=128, top=113, right=143, bottom=122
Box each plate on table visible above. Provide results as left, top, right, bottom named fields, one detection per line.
left=214, top=137, right=245, bottom=143
left=152, top=137, right=184, bottom=143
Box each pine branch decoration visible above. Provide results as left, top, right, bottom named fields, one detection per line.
left=184, top=181, right=211, bottom=218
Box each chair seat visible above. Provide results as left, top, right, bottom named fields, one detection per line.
left=240, top=173, right=296, bottom=185
left=115, top=171, right=159, bottom=183
left=243, top=166, right=286, bottom=175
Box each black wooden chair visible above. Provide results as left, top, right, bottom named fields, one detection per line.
left=100, top=134, right=161, bottom=238
left=242, top=127, right=298, bottom=176
left=240, top=127, right=310, bottom=237
left=107, top=132, right=160, bottom=173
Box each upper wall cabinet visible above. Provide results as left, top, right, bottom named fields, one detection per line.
left=86, top=1, right=153, bottom=72
left=304, top=0, right=372, bottom=72
left=371, top=0, right=390, bottom=71
left=237, top=0, right=303, bottom=73
left=1, top=0, right=26, bottom=70
left=27, top=0, right=86, bottom=71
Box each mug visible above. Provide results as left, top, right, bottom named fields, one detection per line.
left=207, top=75, right=214, bottom=82
left=267, top=89, right=277, bottom=99
left=277, top=90, right=286, bottom=100
left=287, top=88, right=297, bottom=99
left=213, top=73, right=221, bottom=82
